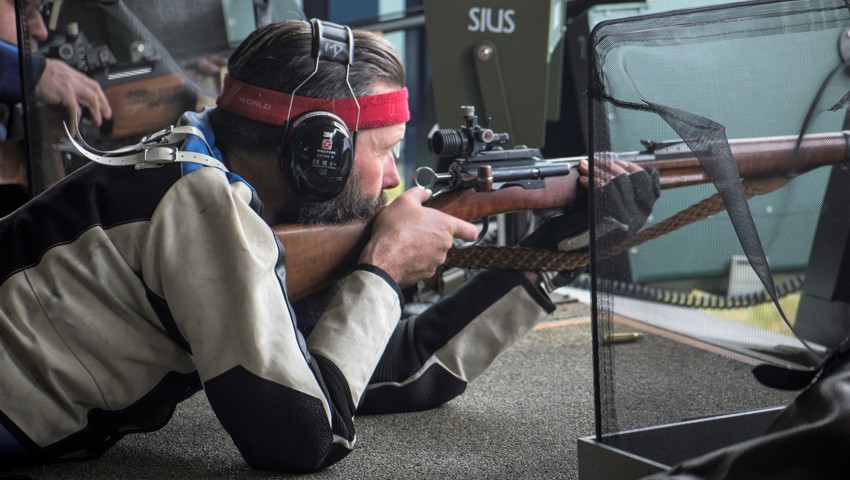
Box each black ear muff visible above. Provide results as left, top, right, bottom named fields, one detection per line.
left=282, top=110, right=353, bottom=201
left=280, top=18, right=359, bottom=201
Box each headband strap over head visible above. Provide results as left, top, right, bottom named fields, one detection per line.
left=216, top=74, right=410, bottom=130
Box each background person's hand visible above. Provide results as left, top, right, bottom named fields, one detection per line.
left=360, top=187, right=478, bottom=287
left=36, top=58, right=112, bottom=136
left=194, top=55, right=228, bottom=75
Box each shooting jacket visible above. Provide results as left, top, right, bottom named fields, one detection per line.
left=0, top=109, right=554, bottom=472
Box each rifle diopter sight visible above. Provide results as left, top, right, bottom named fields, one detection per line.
left=416, top=106, right=574, bottom=196
left=429, top=106, right=511, bottom=160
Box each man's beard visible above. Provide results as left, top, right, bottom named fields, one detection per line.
left=277, top=180, right=387, bottom=225
left=282, top=182, right=387, bottom=336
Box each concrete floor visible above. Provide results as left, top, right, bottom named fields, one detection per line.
left=3, top=296, right=799, bottom=480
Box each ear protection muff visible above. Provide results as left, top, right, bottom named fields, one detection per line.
left=284, top=110, right=353, bottom=201
left=280, top=19, right=360, bottom=202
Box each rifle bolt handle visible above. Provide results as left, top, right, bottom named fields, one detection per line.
left=414, top=166, right=452, bottom=190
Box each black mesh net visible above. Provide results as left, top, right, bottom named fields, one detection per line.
left=586, top=0, right=850, bottom=456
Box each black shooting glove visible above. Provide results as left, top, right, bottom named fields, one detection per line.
left=519, top=205, right=590, bottom=252
left=519, top=167, right=661, bottom=287
left=518, top=204, right=591, bottom=289
left=593, top=166, right=660, bottom=247
left=521, top=167, right=660, bottom=251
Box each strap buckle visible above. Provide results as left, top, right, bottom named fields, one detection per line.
left=138, top=145, right=179, bottom=169
left=141, top=125, right=175, bottom=145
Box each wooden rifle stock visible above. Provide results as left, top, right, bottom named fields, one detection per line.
left=275, top=131, right=847, bottom=302
left=275, top=168, right=583, bottom=302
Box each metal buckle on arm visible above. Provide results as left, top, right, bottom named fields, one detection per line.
left=138, top=145, right=179, bottom=169
left=141, top=125, right=174, bottom=145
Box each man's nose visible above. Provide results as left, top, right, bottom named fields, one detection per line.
left=382, top=153, right=401, bottom=190
left=28, top=14, right=48, bottom=45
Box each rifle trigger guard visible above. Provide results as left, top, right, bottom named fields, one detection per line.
left=454, top=217, right=489, bottom=250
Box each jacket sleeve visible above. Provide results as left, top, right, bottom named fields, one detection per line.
left=141, top=167, right=401, bottom=472
left=0, top=40, right=45, bottom=104
left=359, top=269, right=555, bottom=414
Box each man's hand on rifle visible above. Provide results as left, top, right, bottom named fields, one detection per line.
left=515, top=159, right=659, bottom=289
left=589, top=159, right=660, bottom=246
left=520, top=159, right=660, bottom=290
left=359, top=187, right=479, bottom=287
left=578, top=158, right=645, bottom=188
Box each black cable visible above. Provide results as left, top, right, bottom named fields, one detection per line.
left=571, top=273, right=805, bottom=309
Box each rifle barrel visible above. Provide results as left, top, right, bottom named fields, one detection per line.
left=619, top=131, right=847, bottom=189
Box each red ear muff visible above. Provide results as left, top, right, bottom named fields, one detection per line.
left=281, top=111, right=353, bottom=201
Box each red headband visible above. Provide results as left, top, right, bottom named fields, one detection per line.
left=215, top=74, right=410, bottom=130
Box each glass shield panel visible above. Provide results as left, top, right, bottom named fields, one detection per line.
left=581, top=0, right=850, bottom=461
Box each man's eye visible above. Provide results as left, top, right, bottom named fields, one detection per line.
left=391, top=143, right=401, bottom=160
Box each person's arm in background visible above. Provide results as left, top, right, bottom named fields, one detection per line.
left=36, top=57, right=111, bottom=131
left=0, top=39, right=111, bottom=133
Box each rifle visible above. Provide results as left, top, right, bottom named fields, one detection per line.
left=275, top=106, right=848, bottom=302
